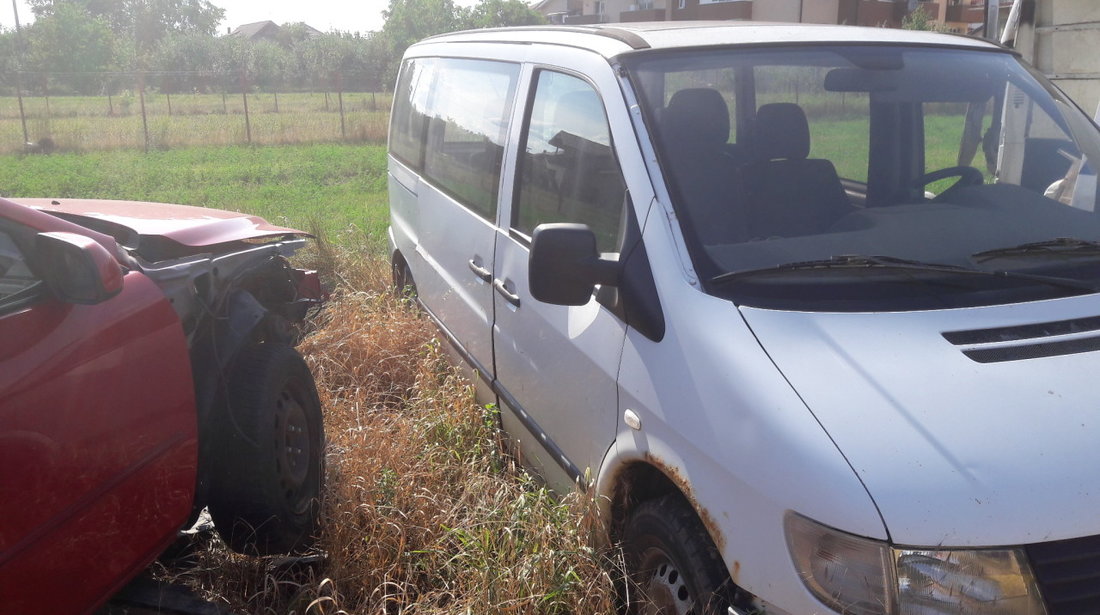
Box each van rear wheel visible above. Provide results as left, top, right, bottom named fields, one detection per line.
left=392, top=256, right=417, bottom=299
left=623, top=494, right=735, bottom=615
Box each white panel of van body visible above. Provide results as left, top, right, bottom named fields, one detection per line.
left=595, top=103, right=887, bottom=612
left=493, top=249, right=627, bottom=486
left=390, top=167, right=497, bottom=402
left=388, top=54, right=516, bottom=382
left=492, top=247, right=626, bottom=488
left=491, top=52, right=630, bottom=491
left=609, top=294, right=888, bottom=613
left=412, top=182, right=498, bottom=379
left=741, top=294, right=1100, bottom=548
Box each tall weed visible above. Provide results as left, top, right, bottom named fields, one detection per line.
left=160, top=249, right=620, bottom=614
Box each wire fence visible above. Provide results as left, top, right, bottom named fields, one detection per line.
left=0, top=72, right=393, bottom=155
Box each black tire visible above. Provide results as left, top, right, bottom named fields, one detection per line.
left=392, top=256, right=417, bottom=299
left=622, top=494, right=735, bottom=615
left=209, top=343, right=324, bottom=556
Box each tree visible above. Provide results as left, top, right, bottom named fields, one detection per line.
left=275, top=22, right=322, bottom=49
left=0, top=28, right=20, bottom=96
left=361, top=33, right=396, bottom=93
left=463, top=0, right=546, bottom=29
left=377, top=0, right=547, bottom=90
left=28, top=0, right=225, bottom=51
left=23, top=3, right=116, bottom=93
left=297, top=33, right=373, bottom=91
left=151, top=32, right=222, bottom=91
left=901, top=6, right=948, bottom=32
left=381, top=0, right=461, bottom=55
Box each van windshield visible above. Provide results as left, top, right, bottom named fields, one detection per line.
left=623, top=45, right=1100, bottom=311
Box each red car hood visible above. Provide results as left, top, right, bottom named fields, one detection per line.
left=14, top=198, right=307, bottom=248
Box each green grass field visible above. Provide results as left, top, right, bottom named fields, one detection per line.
left=0, top=143, right=392, bottom=249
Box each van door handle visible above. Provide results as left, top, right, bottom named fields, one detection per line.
left=493, top=278, right=521, bottom=308
left=467, top=259, right=492, bottom=282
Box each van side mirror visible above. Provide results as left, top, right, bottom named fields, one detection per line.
left=529, top=223, right=620, bottom=306
left=36, top=232, right=124, bottom=304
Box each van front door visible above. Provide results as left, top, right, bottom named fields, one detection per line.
left=492, top=68, right=628, bottom=489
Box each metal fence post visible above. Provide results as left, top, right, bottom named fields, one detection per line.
left=139, top=76, right=149, bottom=153
left=337, top=73, right=346, bottom=140
left=10, top=0, right=29, bottom=145
left=241, top=71, right=252, bottom=145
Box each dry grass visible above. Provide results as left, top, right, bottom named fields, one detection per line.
left=157, top=243, right=621, bottom=614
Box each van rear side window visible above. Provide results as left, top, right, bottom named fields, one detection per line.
left=391, top=57, right=520, bottom=221
left=390, top=59, right=429, bottom=170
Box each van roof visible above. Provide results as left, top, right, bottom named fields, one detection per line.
left=415, top=21, right=1000, bottom=57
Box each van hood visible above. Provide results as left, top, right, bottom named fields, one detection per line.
left=741, top=295, right=1100, bottom=547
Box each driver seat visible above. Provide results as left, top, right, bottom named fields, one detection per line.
left=659, top=88, right=750, bottom=244
left=743, top=103, right=852, bottom=238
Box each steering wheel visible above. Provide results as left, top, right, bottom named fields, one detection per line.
left=912, top=165, right=984, bottom=201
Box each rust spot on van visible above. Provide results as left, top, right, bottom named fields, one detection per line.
left=732, top=560, right=741, bottom=583
left=642, top=452, right=727, bottom=553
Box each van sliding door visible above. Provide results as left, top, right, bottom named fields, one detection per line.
left=390, top=58, right=521, bottom=383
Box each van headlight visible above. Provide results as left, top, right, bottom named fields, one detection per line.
left=785, top=513, right=1047, bottom=615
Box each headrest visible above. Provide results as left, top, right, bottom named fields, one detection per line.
left=662, top=88, right=730, bottom=150
left=754, top=103, right=810, bottom=161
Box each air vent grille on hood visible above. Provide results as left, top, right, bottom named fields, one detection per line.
left=943, top=315, right=1100, bottom=363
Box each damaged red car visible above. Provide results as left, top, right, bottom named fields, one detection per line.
left=0, top=197, right=326, bottom=614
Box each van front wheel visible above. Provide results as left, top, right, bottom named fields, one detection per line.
left=623, top=494, right=735, bottom=615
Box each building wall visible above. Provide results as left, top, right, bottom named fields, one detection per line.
left=568, top=0, right=994, bottom=28
left=801, top=0, right=842, bottom=24
left=855, top=0, right=904, bottom=27
left=605, top=0, right=636, bottom=19
left=751, top=0, right=800, bottom=23
left=671, top=0, right=753, bottom=22
left=620, top=8, right=669, bottom=21
left=1021, top=0, right=1100, bottom=113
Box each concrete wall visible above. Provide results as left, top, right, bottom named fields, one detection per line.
left=751, top=0, right=800, bottom=22
left=801, top=0, right=842, bottom=23
left=605, top=0, right=636, bottom=18
left=671, top=0, right=753, bottom=21
left=1018, top=0, right=1100, bottom=114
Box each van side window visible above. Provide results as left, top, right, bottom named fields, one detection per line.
left=389, top=59, right=430, bottom=170
left=421, top=59, right=520, bottom=221
left=514, top=70, right=627, bottom=253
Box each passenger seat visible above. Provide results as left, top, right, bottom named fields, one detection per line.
left=743, top=103, right=852, bottom=238
left=659, top=88, right=749, bottom=245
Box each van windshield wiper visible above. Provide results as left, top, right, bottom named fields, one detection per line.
left=972, top=238, right=1100, bottom=263
left=711, top=254, right=1098, bottom=292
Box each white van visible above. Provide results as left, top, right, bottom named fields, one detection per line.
left=387, top=22, right=1100, bottom=615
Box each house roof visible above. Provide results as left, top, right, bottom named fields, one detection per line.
left=229, top=20, right=280, bottom=39
left=228, top=20, right=325, bottom=40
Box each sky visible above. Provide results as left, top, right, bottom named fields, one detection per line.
left=2, top=0, right=480, bottom=35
